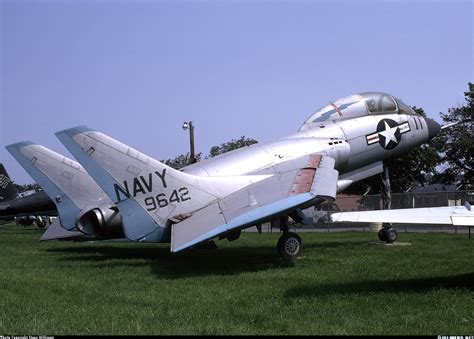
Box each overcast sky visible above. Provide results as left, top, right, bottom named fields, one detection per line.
left=1, top=0, right=472, bottom=184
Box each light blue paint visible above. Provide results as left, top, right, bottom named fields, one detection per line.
left=173, top=192, right=315, bottom=253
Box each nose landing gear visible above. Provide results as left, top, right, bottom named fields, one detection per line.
left=378, top=225, right=398, bottom=243
left=378, top=162, right=398, bottom=244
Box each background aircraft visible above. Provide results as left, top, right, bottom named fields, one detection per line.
left=0, top=163, right=56, bottom=227
left=50, top=91, right=441, bottom=260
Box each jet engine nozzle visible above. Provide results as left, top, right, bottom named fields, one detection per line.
left=76, top=206, right=124, bottom=238
left=424, top=118, right=441, bottom=140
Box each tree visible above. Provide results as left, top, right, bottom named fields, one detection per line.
left=208, top=136, right=258, bottom=158
left=432, top=82, right=473, bottom=188
left=161, top=135, right=257, bottom=169
left=161, top=152, right=202, bottom=170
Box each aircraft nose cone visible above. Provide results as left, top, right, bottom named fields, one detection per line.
left=424, top=117, right=441, bottom=140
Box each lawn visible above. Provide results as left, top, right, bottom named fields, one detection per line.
left=0, top=224, right=472, bottom=335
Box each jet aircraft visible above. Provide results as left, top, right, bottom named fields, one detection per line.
left=0, top=163, right=56, bottom=227
left=7, top=92, right=441, bottom=259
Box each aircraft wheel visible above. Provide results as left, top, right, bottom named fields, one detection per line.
left=36, top=217, right=47, bottom=229
left=378, top=229, right=387, bottom=242
left=277, top=232, right=303, bottom=260
left=386, top=228, right=398, bottom=243
left=378, top=228, right=397, bottom=243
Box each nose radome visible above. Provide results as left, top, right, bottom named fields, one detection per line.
left=424, top=117, right=441, bottom=140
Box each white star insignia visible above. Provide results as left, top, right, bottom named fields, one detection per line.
left=378, top=121, right=399, bottom=147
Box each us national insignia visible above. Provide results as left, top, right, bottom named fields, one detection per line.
left=366, top=119, right=411, bottom=150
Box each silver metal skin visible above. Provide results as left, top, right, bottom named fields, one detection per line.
left=182, top=92, right=440, bottom=186
left=52, top=92, right=441, bottom=252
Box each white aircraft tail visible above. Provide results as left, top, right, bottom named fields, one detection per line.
left=5, top=141, right=110, bottom=231
left=56, top=126, right=271, bottom=242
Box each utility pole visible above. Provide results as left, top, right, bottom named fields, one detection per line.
left=182, top=121, right=196, bottom=165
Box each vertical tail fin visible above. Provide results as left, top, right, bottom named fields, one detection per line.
left=5, top=142, right=111, bottom=231
left=0, top=163, right=18, bottom=202
left=55, top=126, right=271, bottom=242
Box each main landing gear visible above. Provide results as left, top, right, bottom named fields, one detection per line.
left=276, top=216, right=303, bottom=260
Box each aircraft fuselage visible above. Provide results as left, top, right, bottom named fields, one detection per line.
left=182, top=113, right=437, bottom=191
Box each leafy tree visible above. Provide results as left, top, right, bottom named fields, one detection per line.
left=432, top=82, right=473, bottom=189
left=161, top=135, right=257, bottom=169
left=161, top=152, right=202, bottom=170
left=208, top=136, right=258, bottom=158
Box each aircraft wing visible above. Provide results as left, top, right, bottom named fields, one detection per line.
left=55, top=126, right=339, bottom=251
left=331, top=204, right=474, bottom=226
left=171, top=154, right=338, bottom=252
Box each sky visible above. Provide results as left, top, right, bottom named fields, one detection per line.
left=1, top=0, right=472, bottom=184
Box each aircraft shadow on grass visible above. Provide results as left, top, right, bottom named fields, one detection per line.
left=45, top=244, right=295, bottom=278
left=284, top=272, right=474, bottom=298
left=44, top=239, right=389, bottom=278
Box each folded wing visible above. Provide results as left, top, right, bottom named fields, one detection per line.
left=172, top=154, right=338, bottom=252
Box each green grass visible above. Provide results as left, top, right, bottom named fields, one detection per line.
left=0, top=224, right=473, bottom=335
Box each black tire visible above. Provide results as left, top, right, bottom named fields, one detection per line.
left=386, top=229, right=398, bottom=243
left=36, top=218, right=47, bottom=229
left=378, top=229, right=387, bottom=242
left=277, top=232, right=303, bottom=260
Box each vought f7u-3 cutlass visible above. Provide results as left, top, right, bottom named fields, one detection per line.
left=8, top=92, right=441, bottom=259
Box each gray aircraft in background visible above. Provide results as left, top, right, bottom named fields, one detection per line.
left=0, top=163, right=56, bottom=227
left=8, top=92, right=441, bottom=259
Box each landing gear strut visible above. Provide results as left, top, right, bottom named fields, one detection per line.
left=276, top=216, right=303, bottom=260
left=378, top=162, right=398, bottom=244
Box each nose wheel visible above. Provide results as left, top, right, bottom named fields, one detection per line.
left=378, top=226, right=398, bottom=243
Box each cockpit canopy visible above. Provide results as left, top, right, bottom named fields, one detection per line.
left=300, top=92, right=417, bottom=130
